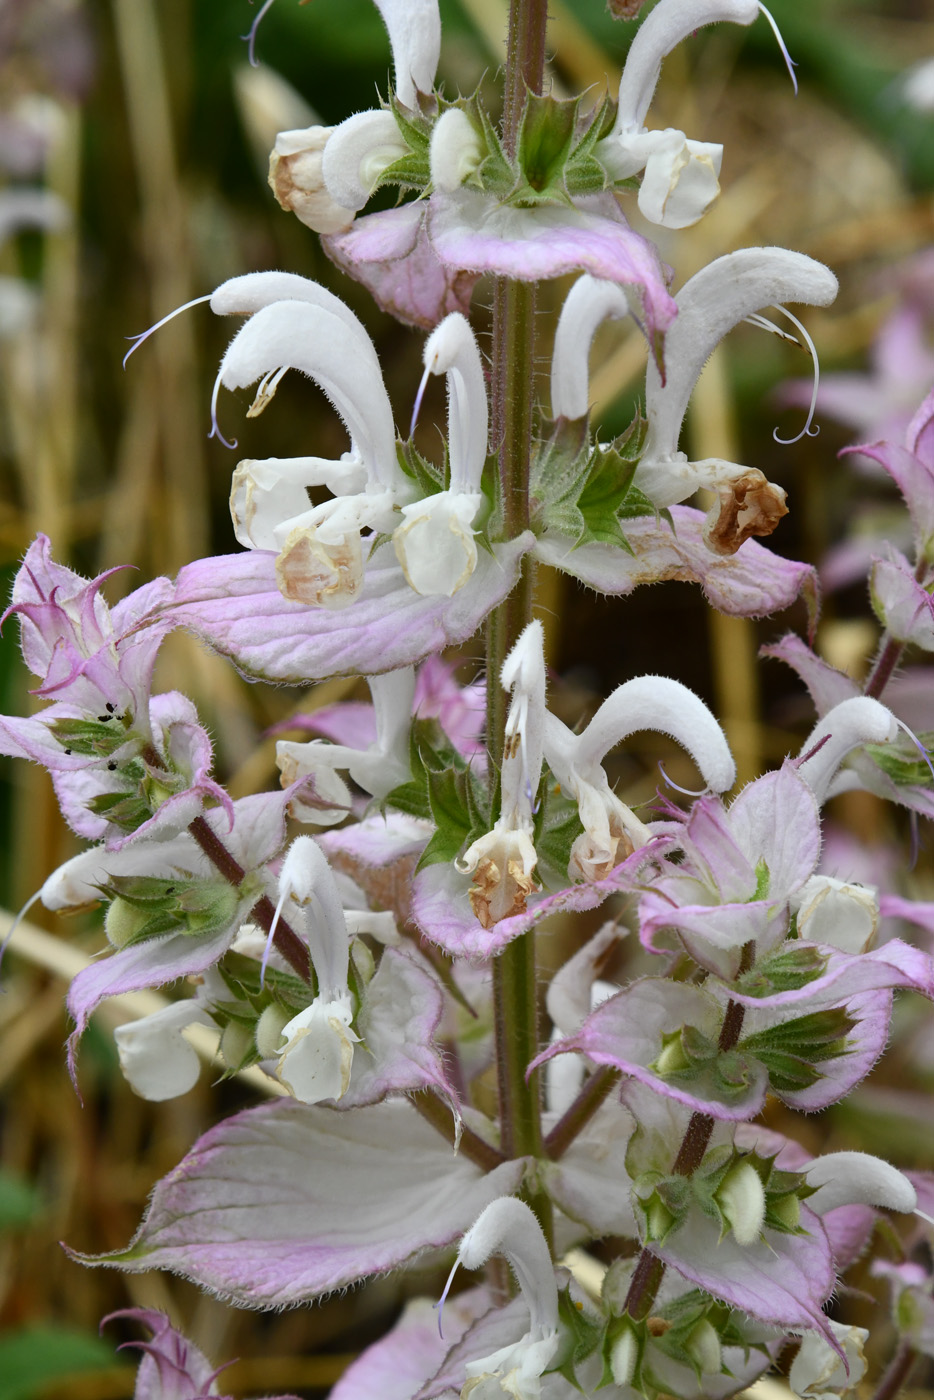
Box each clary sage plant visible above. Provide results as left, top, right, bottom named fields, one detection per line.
left=4, top=2, right=934, bottom=1397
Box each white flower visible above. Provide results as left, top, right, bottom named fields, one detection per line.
left=211, top=273, right=415, bottom=605
left=458, top=623, right=545, bottom=927
left=267, top=838, right=360, bottom=1103
left=393, top=312, right=488, bottom=596
left=277, top=669, right=414, bottom=824
left=792, top=875, right=879, bottom=954
left=789, top=1321, right=868, bottom=1400
left=114, top=999, right=214, bottom=1102
left=634, top=247, right=838, bottom=552
left=597, top=0, right=760, bottom=229
left=444, top=1198, right=560, bottom=1400
left=542, top=675, right=735, bottom=881
left=276, top=994, right=359, bottom=1102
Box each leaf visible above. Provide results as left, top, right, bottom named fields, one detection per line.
left=417, top=763, right=490, bottom=870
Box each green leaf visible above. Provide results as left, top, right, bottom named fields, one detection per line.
left=48, top=715, right=135, bottom=758
left=0, top=1326, right=116, bottom=1400
left=219, top=949, right=313, bottom=1009
left=565, top=93, right=618, bottom=196
left=85, top=788, right=151, bottom=833
left=533, top=779, right=583, bottom=887
left=417, top=763, right=490, bottom=870
left=740, top=1007, right=856, bottom=1094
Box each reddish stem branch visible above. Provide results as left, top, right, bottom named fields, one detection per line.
left=189, top=815, right=310, bottom=982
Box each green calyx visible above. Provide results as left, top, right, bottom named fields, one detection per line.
left=530, top=411, right=654, bottom=552
left=100, top=871, right=258, bottom=950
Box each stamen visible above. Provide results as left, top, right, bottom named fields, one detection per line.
left=749, top=306, right=821, bottom=445
left=657, top=760, right=707, bottom=797
left=409, top=361, right=432, bottom=440
left=209, top=371, right=238, bottom=451
left=434, top=1256, right=460, bottom=1339
left=916, top=1207, right=934, bottom=1228
left=242, top=0, right=277, bottom=67
left=0, top=890, right=42, bottom=978
left=123, top=293, right=213, bottom=369
left=260, top=888, right=286, bottom=991
left=758, top=3, right=798, bottom=96
left=247, top=364, right=288, bottom=418
left=895, top=717, right=934, bottom=787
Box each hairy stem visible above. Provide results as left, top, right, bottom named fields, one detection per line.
left=411, top=1091, right=507, bottom=1173
left=871, top=1341, right=918, bottom=1400
left=545, top=1066, right=622, bottom=1160
left=486, top=0, right=551, bottom=1252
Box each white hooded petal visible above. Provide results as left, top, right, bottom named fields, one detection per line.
left=796, top=697, right=898, bottom=806
left=551, top=276, right=631, bottom=421
left=322, top=109, right=409, bottom=211
left=218, top=299, right=400, bottom=491
left=420, top=313, right=488, bottom=494
left=373, top=0, right=441, bottom=110
left=614, top=0, right=760, bottom=135
left=637, top=248, right=838, bottom=502
left=805, top=1152, right=917, bottom=1216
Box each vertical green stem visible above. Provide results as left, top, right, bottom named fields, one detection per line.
left=486, top=0, right=551, bottom=1247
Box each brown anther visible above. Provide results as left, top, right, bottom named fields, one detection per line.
left=468, top=855, right=537, bottom=929
left=647, top=1316, right=672, bottom=1337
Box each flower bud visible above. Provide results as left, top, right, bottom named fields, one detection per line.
left=268, top=126, right=356, bottom=235
left=220, top=1020, right=254, bottom=1070
left=255, top=1003, right=292, bottom=1059
left=104, top=896, right=148, bottom=949
left=793, top=875, right=879, bottom=954
left=716, top=1159, right=765, bottom=1246
left=685, top=1318, right=722, bottom=1376
left=609, top=1321, right=640, bottom=1387
left=429, top=107, right=483, bottom=192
